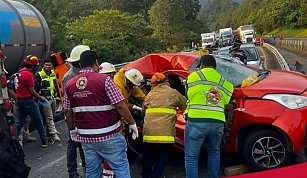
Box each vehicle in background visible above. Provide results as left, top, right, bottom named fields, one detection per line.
left=219, top=28, right=233, bottom=47
left=124, top=53, right=307, bottom=172
left=0, top=0, right=50, bottom=76
left=242, top=29, right=255, bottom=43
left=201, top=32, right=216, bottom=48
left=237, top=25, right=255, bottom=44
left=255, top=37, right=264, bottom=46
left=216, top=43, right=264, bottom=69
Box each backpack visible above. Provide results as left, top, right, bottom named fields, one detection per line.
left=8, top=73, right=20, bottom=91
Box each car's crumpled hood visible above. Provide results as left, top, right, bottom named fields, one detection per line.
left=125, top=53, right=199, bottom=77
left=241, top=70, right=307, bottom=97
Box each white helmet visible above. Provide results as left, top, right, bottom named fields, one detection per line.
left=99, top=62, right=116, bottom=74
left=66, top=45, right=90, bottom=62
left=125, top=69, right=143, bottom=86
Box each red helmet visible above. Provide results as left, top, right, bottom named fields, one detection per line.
left=24, top=55, right=39, bottom=66
left=0, top=50, right=3, bottom=59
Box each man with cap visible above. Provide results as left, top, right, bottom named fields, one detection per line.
left=142, top=72, right=187, bottom=178
left=185, top=55, right=234, bottom=178
left=63, top=45, right=89, bottom=178
left=15, top=55, right=50, bottom=148
left=229, top=46, right=247, bottom=65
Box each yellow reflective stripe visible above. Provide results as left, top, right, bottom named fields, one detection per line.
left=146, top=108, right=176, bottom=115
left=143, top=135, right=175, bottom=142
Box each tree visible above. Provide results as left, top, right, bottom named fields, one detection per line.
left=24, top=0, right=69, bottom=52
left=149, top=0, right=204, bottom=50
left=68, top=10, right=161, bottom=64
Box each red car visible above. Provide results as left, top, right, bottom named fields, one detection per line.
left=124, top=53, right=307, bottom=171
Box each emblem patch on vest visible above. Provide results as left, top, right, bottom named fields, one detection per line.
left=76, top=77, right=88, bottom=90
left=204, top=86, right=221, bottom=105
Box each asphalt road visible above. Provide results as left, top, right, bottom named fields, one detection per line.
left=23, top=47, right=306, bottom=178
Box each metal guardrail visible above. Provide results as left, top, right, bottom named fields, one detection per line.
left=263, top=43, right=290, bottom=71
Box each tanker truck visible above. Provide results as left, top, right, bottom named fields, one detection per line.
left=0, top=0, right=50, bottom=135
left=0, top=0, right=50, bottom=76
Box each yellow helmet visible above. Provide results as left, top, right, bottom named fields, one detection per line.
left=125, top=69, right=143, bottom=86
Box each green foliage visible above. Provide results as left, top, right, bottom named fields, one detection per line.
left=24, top=0, right=69, bottom=52
left=203, top=0, right=307, bottom=35
left=68, top=10, right=161, bottom=64
left=149, top=0, right=205, bottom=50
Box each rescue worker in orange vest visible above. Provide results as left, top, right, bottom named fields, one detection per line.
left=142, top=72, right=187, bottom=178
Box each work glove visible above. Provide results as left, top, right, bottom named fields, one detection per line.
left=129, top=123, right=139, bottom=140
left=69, top=127, right=78, bottom=141
left=132, top=105, right=142, bottom=112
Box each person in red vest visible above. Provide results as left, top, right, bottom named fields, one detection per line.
left=64, top=50, right=138, bottom=178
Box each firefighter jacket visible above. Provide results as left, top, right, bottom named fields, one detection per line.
left=113, top=68, right=146, bottom=108
left=36, top=69, right=57, bottom=100
left=143, top=83, right=187, bottom=143
left=65, top=72, right=121, bottom=140
left=186, top=68, right=234, bottom=122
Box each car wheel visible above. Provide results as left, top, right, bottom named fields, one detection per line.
left=243, top=130, right=291, bottom=171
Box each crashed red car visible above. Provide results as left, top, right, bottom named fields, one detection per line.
left=124, top=53, right=307, bottom=171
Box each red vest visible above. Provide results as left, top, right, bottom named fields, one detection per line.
left=66, top=73, right=120, bottom=139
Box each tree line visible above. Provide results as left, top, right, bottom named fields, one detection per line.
left=24, top=0, right=307, bottom=64
left=205, top=0, right=307, bottom=35
left=25, top=0, right=207, bottom=64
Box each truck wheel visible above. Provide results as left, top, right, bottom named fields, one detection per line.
left=243, top=130, right=291, bottom=171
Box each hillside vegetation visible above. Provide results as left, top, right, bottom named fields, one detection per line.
left=23, top=0, right=307, bottom=64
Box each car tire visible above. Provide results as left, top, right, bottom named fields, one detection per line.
left=243, top=129, right=291, bottom=171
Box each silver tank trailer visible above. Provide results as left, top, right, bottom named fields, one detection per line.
left=0, top=0, right=50, bottom=75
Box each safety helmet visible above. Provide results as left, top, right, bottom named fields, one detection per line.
left=151, top=72, right=166, bottom=85
left=125, top=69, right=143, bottom=86
left=24, top=55, right=39, bottom=66
left=99, top=62, right=116, bottom=74
left=66, top=45, right=90, bottom=62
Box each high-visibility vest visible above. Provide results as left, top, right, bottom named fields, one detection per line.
left=186, top=68, right=234, bottom=122
left=38, top=69, right=57, bottom=100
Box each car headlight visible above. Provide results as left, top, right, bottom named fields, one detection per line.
left=263, top=94, right=307, bottom=109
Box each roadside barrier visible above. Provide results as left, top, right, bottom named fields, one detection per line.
left=263, top=43, right=290, bottom=71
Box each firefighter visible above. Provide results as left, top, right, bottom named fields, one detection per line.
left=184, top=55, right=234, bottom=178
left=142, top=72, right=187, bottom=178
left=113, top=68, right=146, bottom=111
left=99, top=62, right=117, bottom=78
left=35, top=59, right=61, bottom=142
